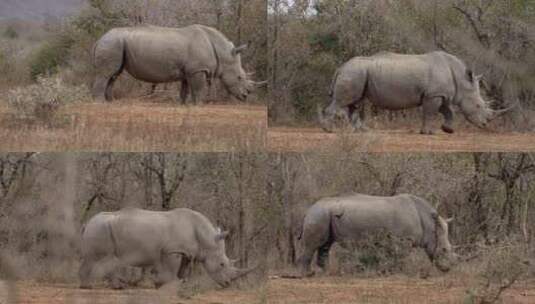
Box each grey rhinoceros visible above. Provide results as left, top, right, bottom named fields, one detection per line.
left=319, top=51, right=515, bottom=134
left=79, top=208, right=253, bottom=289
left=297, top=193, right=459, bottom=275
left=92, top=24, right=262, bottom=103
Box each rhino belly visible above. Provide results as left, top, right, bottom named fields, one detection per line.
left=335, top=209, right=421, bottom=243
left=123, top=47, right=185, bottom=83
left=366, top=70, right=424, bottom=110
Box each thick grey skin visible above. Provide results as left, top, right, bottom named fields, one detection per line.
left=297, top=193, right=457, bottom=276
left=92, top=24, right=252, bottom=103
left=320, top=51, right=497, bottom=134
left=79, top=208, right=248, bottom=289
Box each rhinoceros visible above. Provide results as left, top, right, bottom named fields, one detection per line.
left=79, top=208, right=253, bottom=289
left=319, top=51, right=515, bottom=134
left=92, top=24, right=262, bottom=103
left=297, top=193, right=459, bottom=275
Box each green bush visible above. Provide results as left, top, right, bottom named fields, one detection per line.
left=28, top=33, right=74, bottom=80
left=337, top=230, right=413, bottom=276
left=3, top=26, right=18, bottom=39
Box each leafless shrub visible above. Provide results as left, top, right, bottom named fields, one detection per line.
left=465, top=240, right=528, bottom=304
left=6, top=76, right=89, bottom=127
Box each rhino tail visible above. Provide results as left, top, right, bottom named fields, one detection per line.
left=80, top=222, right=87, bottom=236
left=91, top=41, right=98, bottom=67
left=328, top=69, right=340, bottom=99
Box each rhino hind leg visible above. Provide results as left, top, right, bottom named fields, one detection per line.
left=316, top=237, right=335, bottom=271
left=78, top=259, right=94, bottom=289
left=92, top=41, right=125, bottom=102
left=189, top=72, right=208, bottom=104
left=347, top=103, right=369, bottom=132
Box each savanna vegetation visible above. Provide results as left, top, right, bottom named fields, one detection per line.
left=267, top=0, right=535, bottom=131
left=0, top=1, right=268, bottom=152
left=1, top=152, right=535, bottom=303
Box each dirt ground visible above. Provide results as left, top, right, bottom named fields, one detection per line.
left=2, top=276, right=535, bottom=304
left=0, top=100, right=267, bottom=152
left=268, top=127, right=535, bottom=153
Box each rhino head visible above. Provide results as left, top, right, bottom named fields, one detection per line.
left=202, top=230, right=255, bottom=287
left=458, top=71, right=515, bottom=128
left=220, top=44, right=265, bottom=101
left=429, top=214, right=459, bottom=272
left=318, top=103, right=349, bottom=133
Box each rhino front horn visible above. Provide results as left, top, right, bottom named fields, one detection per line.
left=492, top=102, right=518, bottom=118
left=231, top=265, right=257, bottom=281
left=252, top=80, right=268, bottom=87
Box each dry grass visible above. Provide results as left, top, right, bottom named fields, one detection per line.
left=0, top=100, right=267, bottom=152
left=3, top=274, right=534, bottom=304
left=267, top=127, right=535, bottom=153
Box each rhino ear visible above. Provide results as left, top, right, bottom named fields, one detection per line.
left=467, top=70, right=475, bottom=82
left=232, top=44, right=248, bottom=57
left=215, top=231, right=230, bottom=242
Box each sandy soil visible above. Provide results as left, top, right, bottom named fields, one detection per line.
left=2, top=276, right=535, bottom=304
left=0, top=100, right=267, bottom=152
left=268, top=127, right=535, bottom=153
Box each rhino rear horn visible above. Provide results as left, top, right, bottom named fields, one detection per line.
left=232, top=44, right=248, bottom=56
left=215, top=230, right=230, bottom=241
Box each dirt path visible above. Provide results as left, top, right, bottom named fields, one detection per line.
left=0, top=100, right=266, bottom=152
left=268, top=127, right=535, bottom=152
left=3, top=276, right=534, bottom=304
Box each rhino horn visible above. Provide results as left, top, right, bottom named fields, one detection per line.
left=230, top=264, right=257, bottom=281
left=251, top=80, right=268, bottom=87
left=232, top=44, right=248, bottom=56
left=491, top=101, right=519, bottom=119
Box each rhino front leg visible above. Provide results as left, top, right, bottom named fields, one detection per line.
left=189, top=72, right=208, bottom=105
left=177, top=255, right=192, bottom=280
left=296, top=249, right=315, bottom=277
left=179, top=80, right=189, bottom=104
left=316, top=239, right=334, bottom=271
left=153, top=252, right=183, bottom=288
left=439, top=101, right=454, bottom=133
left=420, top=97, right=442, bottom=135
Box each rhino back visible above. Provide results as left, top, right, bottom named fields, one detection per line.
left=323, top=193, right=424, bottom=242
left=334, top=52, right=458, bottom=110
left=106, top=25, right=216, bottom=83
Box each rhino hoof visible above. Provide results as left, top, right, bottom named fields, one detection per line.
left=441, top=125, right=454, bottom=134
